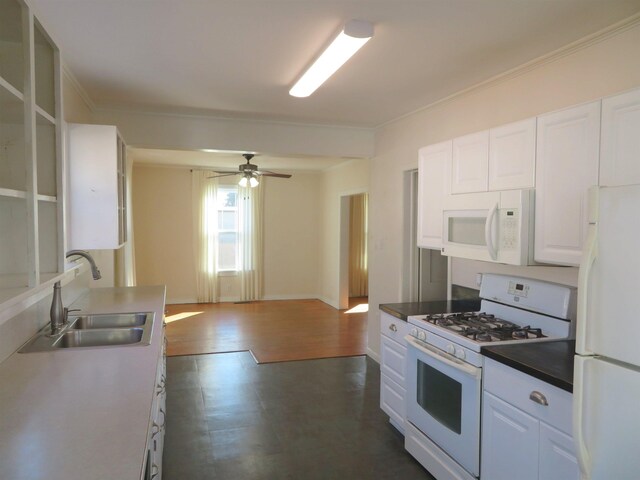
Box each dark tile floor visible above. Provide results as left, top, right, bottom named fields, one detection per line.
left=163, top=352, right=435, bottom=480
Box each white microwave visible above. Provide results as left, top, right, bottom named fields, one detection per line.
left=442, top=189, right=535, bottom=265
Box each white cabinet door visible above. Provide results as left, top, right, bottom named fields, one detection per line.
left=600, top=88, right=640, bottom=187
left=380, top=374, right=405, bottom=430
left=451, top=131, right=489, bottom=194
left=481, top=391, right=539, bottom=480
left=534, top=101, right=600, bottom=266
left=68, top=123, right=127, bottom=250
left=489, top=118, right=536, bottom=191
left=417, top=141, right=451, bottom=249
left=539, top=422, right=579, bottom=480
left=380, top=334, right=406, bottom=387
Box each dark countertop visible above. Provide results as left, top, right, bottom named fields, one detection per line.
left=379, top=300, right=481, bottom=321
left=482, top=340, right=575, bottom=393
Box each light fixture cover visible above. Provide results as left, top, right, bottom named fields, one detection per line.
left=289, top=19, right=373, bottom=98
left=238, top=176, right=248, bottom=187
left=249, top=176, right=259, bottom=188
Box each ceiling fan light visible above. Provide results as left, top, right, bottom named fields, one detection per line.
left=238, top=176, right=248, bottom=187
left=289, top=19, right=373, bottom=98
left=249, top=176, right=259, bottom=188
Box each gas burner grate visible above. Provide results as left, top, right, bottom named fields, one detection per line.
left=422, top=311, right=547, bottom=343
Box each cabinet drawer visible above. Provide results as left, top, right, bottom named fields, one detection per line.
left=380, top=374, right=406, bottom=430
left=380, top=335, right=406, bottom=386
left=483, top=358, right=572, bottom=434
left=380, top=312, right=408, bottom=343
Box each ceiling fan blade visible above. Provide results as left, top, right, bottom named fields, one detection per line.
left=255, top=170, right=292, bottom=178
left=207, top=172, right=238, bottom=179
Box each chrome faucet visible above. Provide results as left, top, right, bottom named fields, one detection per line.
left=66, top=250, right=102, bottom=281
left=49, top=250, right=102, bottom=335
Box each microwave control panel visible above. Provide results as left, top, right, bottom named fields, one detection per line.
left=499, top=208, right=519, bottom=250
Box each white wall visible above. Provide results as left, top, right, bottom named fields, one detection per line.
left=131, top=164, right=328, bottom=304
left=368, top=22, right=640, bottom=359
left=263, top=173, right=321, bottom=300
left=318, top=159, right=370, bottom=308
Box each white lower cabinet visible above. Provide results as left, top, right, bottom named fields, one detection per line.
left=538, top=422, right=580, bottom=480
left=379, top=311, right=409, bottom=433
left=147, top=331, right=167, bottom=479
left=481, top=358, right=579, bottom=480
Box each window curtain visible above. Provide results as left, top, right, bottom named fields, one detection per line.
left=192, top=170, right=219, bottom=303
left=349, top=193, right=368, bottom=297
left=237, top=179, right=264, bottom=301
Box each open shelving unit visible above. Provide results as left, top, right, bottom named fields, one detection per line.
left=0, top=0, right=63, bottom=306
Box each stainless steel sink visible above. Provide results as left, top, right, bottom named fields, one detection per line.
left=19, top=312, right=154, bottom=353
left=69, top=313, right=149, bottom=330
left=54, top=328, right=144, bottom=348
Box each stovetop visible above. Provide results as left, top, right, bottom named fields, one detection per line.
left=422, top=311, right=547, bottom=343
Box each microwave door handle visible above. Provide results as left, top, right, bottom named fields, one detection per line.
left=485, top=202, right=499, bottom=260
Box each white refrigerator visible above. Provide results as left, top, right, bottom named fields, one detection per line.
left=573, top=185, right=640, bottom=480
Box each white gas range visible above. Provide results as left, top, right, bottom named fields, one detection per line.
left=403, top=274, right=575, bottom=480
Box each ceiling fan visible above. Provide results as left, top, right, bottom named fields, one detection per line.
left=208, top=153, right=292, bottom=187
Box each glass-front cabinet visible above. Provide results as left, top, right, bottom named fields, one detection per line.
left=0, top=0, right=63, bottom=305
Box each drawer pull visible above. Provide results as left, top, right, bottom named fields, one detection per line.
left=529, top=391, right=549, bottom=406
left=389, top=324, right=398, bottom=332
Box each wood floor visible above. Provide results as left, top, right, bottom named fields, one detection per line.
left=164, top=297, right=368, bottom=363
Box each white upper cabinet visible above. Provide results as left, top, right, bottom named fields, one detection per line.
left=535, top=101, right=600, bottom=266
left=0, top=0, right=63, bottom=305
left=417, top=141, right=452, bottom=249
left=600, top=87, right=640, bottom=187
left=489, top=118, right=536, bottom=191
left=451, top=131, right=489, bottom=194
left=68, top=124, right=128, bottom=250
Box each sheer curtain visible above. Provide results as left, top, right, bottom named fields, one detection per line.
left=192, top=171, right=219, bottom=302
left=237, top=179, right=264, bottom=301
left=349, top=193, right=368, bottom=297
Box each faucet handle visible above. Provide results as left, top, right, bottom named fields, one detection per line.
left=63, top=308, right=81, bottom=324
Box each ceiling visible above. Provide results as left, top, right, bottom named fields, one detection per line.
left=130, top=148, right=349, bottom=172
left=29, top=0, right=640, bottom=129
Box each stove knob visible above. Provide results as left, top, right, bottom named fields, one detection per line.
left=455, top=348, right=466, bottom=360
left=411, top=328, right=418, bottom=337
left=418, top=331, right=427, bottom=341
left=446, top=344, right=456, bottom=355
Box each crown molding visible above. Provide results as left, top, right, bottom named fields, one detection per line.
left=62, top=63, right=96, bottom=112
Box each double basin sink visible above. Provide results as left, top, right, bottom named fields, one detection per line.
left=20, top=312, right=154, bottom=353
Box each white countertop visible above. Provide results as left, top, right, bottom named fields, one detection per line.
left=0, top=285, right=166, bottom=480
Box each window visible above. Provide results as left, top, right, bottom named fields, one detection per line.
left=216, top=186, right=238, bottom=271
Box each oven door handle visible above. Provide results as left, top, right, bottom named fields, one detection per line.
left=406, top=336, right=481, bottom=378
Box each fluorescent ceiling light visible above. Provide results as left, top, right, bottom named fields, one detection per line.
left=289, top=20, right=373, bottom=98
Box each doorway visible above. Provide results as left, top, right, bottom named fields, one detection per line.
left=339, top=192, right=368, bottom=310
left=404, top=169, right=447, bottom=302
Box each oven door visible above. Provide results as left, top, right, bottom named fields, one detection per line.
left=405, top=336, right=482, bottom=477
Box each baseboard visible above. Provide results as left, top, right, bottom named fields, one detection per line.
left=166, top=297, right=198, bottom=305
left=261, top=294, right=319, bottom=301
left=318, top=296, right=339, bottom=309
left=367, top=347, right=380, bottom=363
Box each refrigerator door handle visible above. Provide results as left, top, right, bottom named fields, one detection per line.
left=573, top=357, right=591, bottom=480
left=576, top=223, right=597, bottom=354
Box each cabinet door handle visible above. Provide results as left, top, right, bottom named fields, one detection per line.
left=389, top=324, right=397, bottom=332
left=529, top=391, right=549, bottom=406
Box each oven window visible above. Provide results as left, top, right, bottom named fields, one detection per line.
left=448, top=217, right=486, bottom=246
left=416, top=360, right=462, bottom=434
